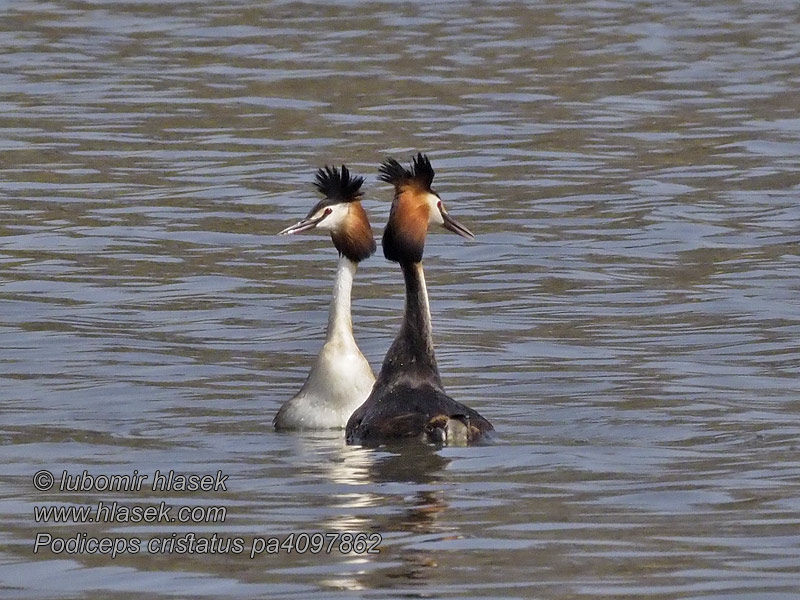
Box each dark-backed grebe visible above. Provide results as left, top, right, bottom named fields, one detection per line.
left=274, top=165, right=377, bottom=430
left=346, top=154, right=493, bottom=445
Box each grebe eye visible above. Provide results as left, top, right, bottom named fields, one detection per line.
left=324, top=207, right=333, bottom=216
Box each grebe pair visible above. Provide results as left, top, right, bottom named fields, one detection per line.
left=275, top=155, right=493, bottom=445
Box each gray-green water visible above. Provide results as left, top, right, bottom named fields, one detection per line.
left=2, top=1, right=799, bottom=598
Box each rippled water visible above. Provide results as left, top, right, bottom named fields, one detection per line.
left=2, top=0, right=800, bottom=598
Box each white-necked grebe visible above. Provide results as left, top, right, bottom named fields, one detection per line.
left=274, top=165, right=376, bottom=430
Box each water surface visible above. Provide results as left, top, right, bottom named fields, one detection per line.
left=2, top=0, right=799, bottom=598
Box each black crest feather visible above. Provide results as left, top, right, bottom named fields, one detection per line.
left=378, top=152, right=435, bottom=190
left=313, top=165, right=364, bottom=202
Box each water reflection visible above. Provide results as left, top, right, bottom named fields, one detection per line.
left=365, top=456, right=454, bottom=591
left=367, top=444, right=451, bottom=485
left=266, top=433, right=454, bottom=592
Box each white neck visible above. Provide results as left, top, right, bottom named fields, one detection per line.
left=273, top=255, right=375, bottom=430
left=415, top=262, right=433, bottom=331
left=326, top=256, right=358, bottom=343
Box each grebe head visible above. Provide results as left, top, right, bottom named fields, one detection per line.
left=378, top=153, right=473, bottom=263
left=278, top=165, right=376, bottom=263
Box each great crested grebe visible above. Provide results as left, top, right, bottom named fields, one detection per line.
left=346, top=153, right=493, bottom=445
left=274, top=165, right=377, bottom=430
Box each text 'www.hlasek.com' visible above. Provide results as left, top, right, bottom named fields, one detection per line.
left=31, top=469, right=381, bottom=559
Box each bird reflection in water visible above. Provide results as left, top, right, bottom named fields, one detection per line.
left=283, top=436, right=458, bottom=591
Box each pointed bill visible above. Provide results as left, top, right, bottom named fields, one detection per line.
left=441, top=210, right=474, bottom=239
left=278, top=213, right=326, bottom=235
